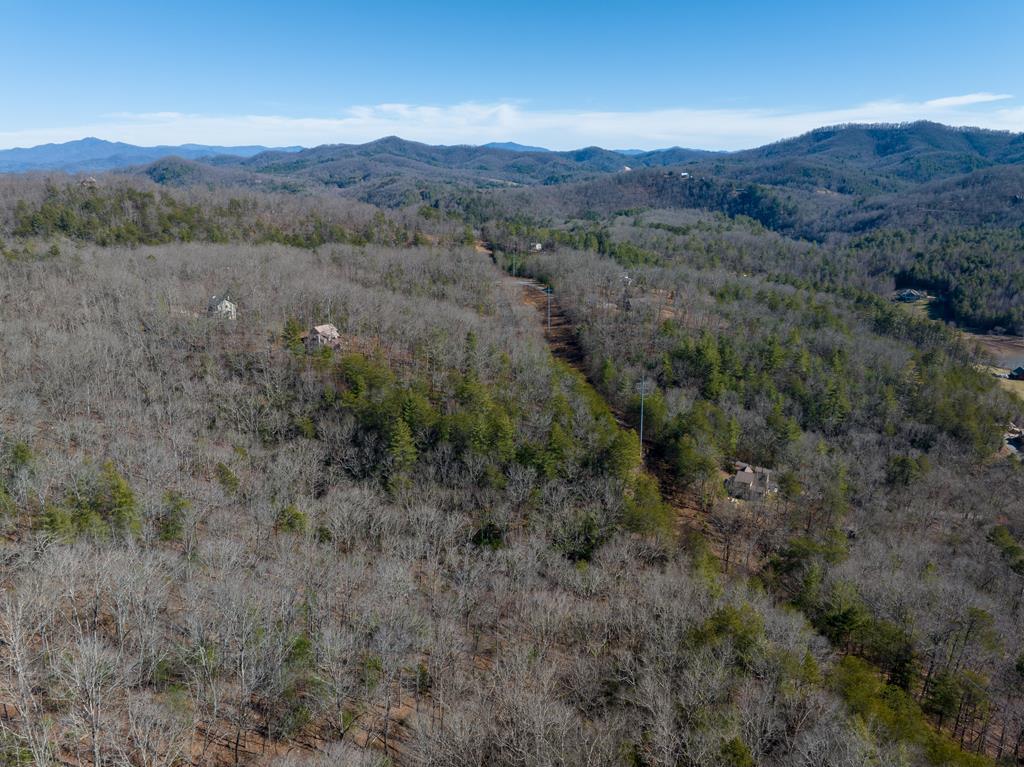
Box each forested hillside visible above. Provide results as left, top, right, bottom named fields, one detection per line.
left=9, top=122, right=1023, bottom=333
left=699, top=122, right=1024, bottom=193
left=1, top=122, right=1024, bottom=766
left=0, top=238, right=896, bottom=766
left=491, top=239, right=1023, bottom=765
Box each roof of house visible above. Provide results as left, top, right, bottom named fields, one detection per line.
left=208, top=292, right=234, bottom=309
left=729, top=462, right=778, bottom=494
left=312, top=324, right=339, bottom=336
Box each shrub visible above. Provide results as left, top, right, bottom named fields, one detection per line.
left=719, top=737, right=755, bottom=767
left=689, top=604, right=766, bottom=668
left=52, top=460, right=141, bottom=538
left=0, top=486, right=15, bottom=517
left=276, top=505, right=308, bottom=534
left=623, top=474, right=670, bottom=533
left=157, top=491, right=189, bottom=542
left=215, top=462, right=240, bottom=494
left=10, top=442, right=32, bottom=472
left=554, top=511, right=606, bottom=562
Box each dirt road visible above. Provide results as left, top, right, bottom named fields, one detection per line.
left=484, top=246, right=712, bottom=542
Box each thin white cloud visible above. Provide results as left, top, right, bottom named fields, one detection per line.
left=0, top=94, right=1020, bottom=152
left=923, top=92, right=1013, bottom=108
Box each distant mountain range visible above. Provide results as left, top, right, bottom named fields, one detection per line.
left=0, top=137, right=303, bottom=173
left=223, top=135, right=711, bottom=182
left=482, top=141, right=552, bottom=153
left=155, top=136, right=719, bottom=206
left=4, top=123, right=1023, bottom=213
left=482, top=141, right=658, bottom=156
left=0, top=136, right=711, bottom=175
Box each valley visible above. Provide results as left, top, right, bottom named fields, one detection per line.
left=6, top=1, right=1024, bottom=763
left=0, top=121, right=1023, bottom=766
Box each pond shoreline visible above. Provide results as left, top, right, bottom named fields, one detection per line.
left=964, top=332, right=1024, bottom=371
left=897, top=295, right=1024, bottom=369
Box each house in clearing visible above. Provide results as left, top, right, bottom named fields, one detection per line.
left=305, top=324, right=341, bottom=351
left=895, top=288, right=926, bottom=303
left=726, top=462, right=779, bottom=501
left=207, top=293, right=237, bottom=320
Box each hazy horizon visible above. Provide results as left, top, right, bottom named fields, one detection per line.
left=2, top=0, right=1022, bottom=152
left=2, top=113, right=1023, bottom=157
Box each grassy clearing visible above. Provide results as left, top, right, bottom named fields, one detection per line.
left=978, top=365, right=1024, bottom=401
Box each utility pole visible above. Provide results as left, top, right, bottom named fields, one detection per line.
left=636, top=377, right=647, bottom=447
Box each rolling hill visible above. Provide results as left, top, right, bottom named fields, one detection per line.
left=482, top=141, right=551, bottom=152
left=0, top=137, right=301, bottom=173
left=227, top=136, right=635, bottom=185
left=7, top=124, right=1023, bottom=229
left=210, top=123, right=1024, bottom=203
left=691, top=121, right=1024, bottom=193
left=8, top=123, right=1020, bottom=201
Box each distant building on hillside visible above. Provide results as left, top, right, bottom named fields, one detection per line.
left=532, top=242, right=543, bottom=252
left=207, top=293, right=237, bottom=320
left=1009, top=366, right=1024, bottom=381
left=305, top=323, right=341, bottom=351
left=726, top=462, right=779, bottom=501
left=1004, top=423, right=1023, bottom=456
left=895, top=288, right=926, bottom=302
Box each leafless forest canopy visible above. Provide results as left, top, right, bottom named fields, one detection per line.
left=0, top=123, right=1023, bottom=767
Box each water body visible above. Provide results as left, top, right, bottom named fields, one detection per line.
left=900, top=296, right=1024, bottom=370
left=969, top=334, right=1024, bottom=371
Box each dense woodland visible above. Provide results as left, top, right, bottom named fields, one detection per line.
left=495, top=240, right=1024, bottom=761
left=0, top=122, right=1023, bottom=766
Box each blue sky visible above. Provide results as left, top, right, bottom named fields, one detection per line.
left=2, top=0, right=1022, bottom=150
